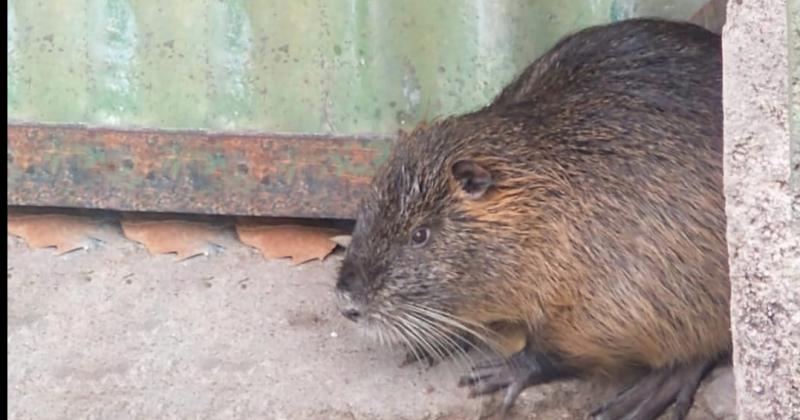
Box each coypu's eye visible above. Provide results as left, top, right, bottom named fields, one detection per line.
left=410, top=227, right=430, bottom=247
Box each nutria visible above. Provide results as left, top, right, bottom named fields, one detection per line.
left=335, top=18, right=729, bottom=420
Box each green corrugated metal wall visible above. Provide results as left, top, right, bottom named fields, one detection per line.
left=7, top=0, right=710, bottom=136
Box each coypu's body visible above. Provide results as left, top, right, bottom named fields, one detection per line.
left=336, top=18, right=729, bottom=420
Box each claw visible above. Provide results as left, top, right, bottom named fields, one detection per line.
left=398, top=348, right=436, bottom=369
left=457, top=345, right=570, bottom=417
left=458, top=358, right=506, bottom=387
left=500, top=380, right=528, bottom=416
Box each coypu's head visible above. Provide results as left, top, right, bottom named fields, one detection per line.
left=334, top=113, right=558, bottom=354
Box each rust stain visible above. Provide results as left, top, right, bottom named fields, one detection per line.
left=8, top=123, right=393, bottom=219
left=10, top=128, right=51, bottom=169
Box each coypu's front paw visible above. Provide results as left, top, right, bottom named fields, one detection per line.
left=457, top=345, right=570, bottom=418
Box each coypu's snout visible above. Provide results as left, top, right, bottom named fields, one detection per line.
left=335, top=262, right=368, bottom=323
left=336, top=293, right=364, bottom=322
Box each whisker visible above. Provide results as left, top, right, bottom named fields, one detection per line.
left=402, top=312, right=452, bottom=362
left=400, top=303, right=504, bottom=355
left=395, top=314, right=448, bottom=365
left=376, top=321, right=385, bottom=346
left=403, top=312, right=474, bottom=374
left=406, top=307, right=499, bottom=368
left=384, top=314, right=425, bottom=364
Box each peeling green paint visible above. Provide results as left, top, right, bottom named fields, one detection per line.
left=87, top=0, right=139, bottom=124
left=611, top=0, right=710, bottom=21
left=209, top=0, right=255, bottom=129
left=330, top=154, right=374, bottom=178
left=208, top=152, right=227, bottom=174
left=85, top=146, right=108, bottom=168
left=9, top=0, right=90, bottom=122
left=610, top=0, right=633, bottom=21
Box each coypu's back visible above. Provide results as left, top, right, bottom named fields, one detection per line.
left=491, top=19, right=722, bottom=155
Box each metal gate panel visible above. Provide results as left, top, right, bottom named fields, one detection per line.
left=7, top=0, right=721, bottom=218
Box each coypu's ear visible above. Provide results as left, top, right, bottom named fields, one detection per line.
left=451, top=160, right=493, bottom=200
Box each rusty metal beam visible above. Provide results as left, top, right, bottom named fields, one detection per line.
left=7, top=123, right=393, bottom=219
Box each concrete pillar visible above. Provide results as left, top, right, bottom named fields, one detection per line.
left=722, top=0, right=800, bottom=418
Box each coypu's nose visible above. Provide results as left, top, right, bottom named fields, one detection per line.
left=337, top=296, right=365, bottom=323
left=340, top=307, right=361, bottom=322
left=336, top=262, right=367, bottom=322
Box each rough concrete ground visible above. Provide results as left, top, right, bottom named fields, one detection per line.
left=6, top=212, right=735, bottom=420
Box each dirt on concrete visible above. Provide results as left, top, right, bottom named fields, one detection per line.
left=6, top=213, right=735, bottom=420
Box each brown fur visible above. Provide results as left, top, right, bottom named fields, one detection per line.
left=337, top=17, right=729, bottom=387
